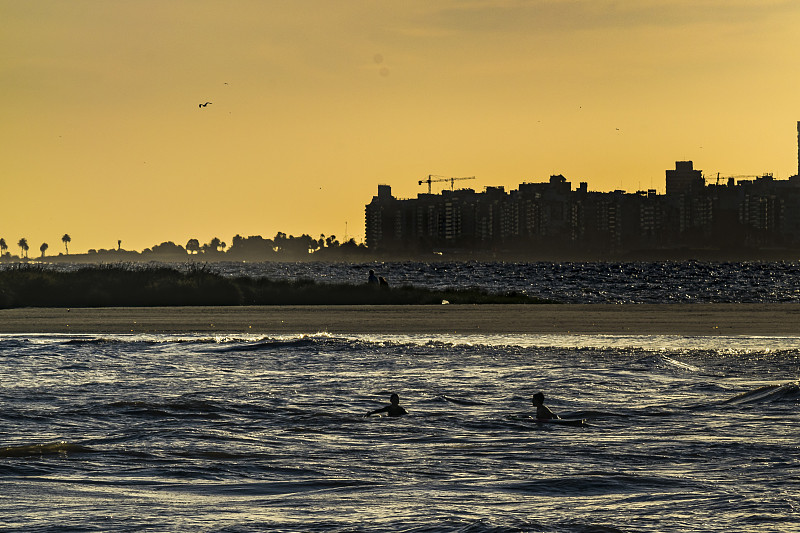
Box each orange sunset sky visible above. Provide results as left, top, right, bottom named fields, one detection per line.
left=3, top=1, right=800, bottom=254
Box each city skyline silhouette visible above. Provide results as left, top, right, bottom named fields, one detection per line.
left=4, top=2, right=800, bottom=254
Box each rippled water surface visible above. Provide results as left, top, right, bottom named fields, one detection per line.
left=214, top=260, right=800, bottom=303
left=2, top=333, right=798, bottom=532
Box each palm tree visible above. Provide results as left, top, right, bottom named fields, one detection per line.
left=18, top=238, right=29, bottom=258
left=40, top=242, right=48, bottom=258
left=62, top=234, right=71, bottom=255
left=0, top=238, right=7, bottom=257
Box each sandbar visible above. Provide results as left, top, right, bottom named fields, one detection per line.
left=1, top=304, right=800, bottom=336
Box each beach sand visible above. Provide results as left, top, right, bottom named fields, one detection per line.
left=1, top=304, right=800, bottom=336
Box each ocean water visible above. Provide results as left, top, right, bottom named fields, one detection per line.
left=1, top=333, right=798, bottom=532
left=211, top=260, right=800, bottom=304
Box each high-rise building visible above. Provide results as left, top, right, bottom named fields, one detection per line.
left=665, top=161, right=704, bottom=196
left=364, top=124, right=800, bottom=258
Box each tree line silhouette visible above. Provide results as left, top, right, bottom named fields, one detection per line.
left=0, top=234, right=71, bottom=260
left=0, top=233, right=369, bottom=263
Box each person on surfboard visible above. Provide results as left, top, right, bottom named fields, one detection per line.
left=365, top=393, right=407, bottom=417
left=532, top=391, right=560, bottom=420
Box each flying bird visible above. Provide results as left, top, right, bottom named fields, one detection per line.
left=199, top=102, right=212, bottom=108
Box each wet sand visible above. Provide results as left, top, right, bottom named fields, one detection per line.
left=1, top=304, right=800, bottom=335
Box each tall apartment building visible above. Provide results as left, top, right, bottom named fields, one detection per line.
left=666, top=161, right=704, bottom=196
left=365, top=159, right=800, bottom=258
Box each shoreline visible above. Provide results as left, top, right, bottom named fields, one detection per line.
left=2, top=304, right=800, bottom=336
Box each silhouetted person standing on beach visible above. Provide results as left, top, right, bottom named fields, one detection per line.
left=365, top=393, right=407, bottom=417
left=368, top=269, right=379, bottom=286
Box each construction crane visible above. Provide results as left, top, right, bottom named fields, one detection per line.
left=418, top=175, right=476, bottom=194
left=710, top=172, right=773, bottom=185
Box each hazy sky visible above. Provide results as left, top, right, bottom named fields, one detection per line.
left=3, top=1, right=800, bottom=253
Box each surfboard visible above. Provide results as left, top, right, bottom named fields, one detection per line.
left=534, top=418, right=587, bottom=427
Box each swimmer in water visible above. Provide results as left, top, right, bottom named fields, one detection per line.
left=532, top=391, right=560, bottom=420
left=365, top=393, right=407, bottom=417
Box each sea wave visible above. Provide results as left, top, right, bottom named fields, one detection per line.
left=721, top=382, right=800, bottom=404
left=1, top=328, right=797, bottom=531
left=0, top=441, right=94, bottom=458
left=632, top=353, right=702, bottom=372
left=501, top=471, right=701, bottom=496
left=5, top=331, right=800, bottom=355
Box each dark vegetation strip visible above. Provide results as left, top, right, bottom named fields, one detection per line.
left=0, top=264, right=548, bottom=308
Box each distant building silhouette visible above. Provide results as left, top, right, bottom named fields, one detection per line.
left=365, top=155, right=800, bottom=259
left=666, top=161, right=703, bottom=197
